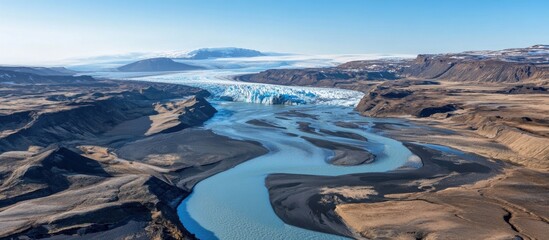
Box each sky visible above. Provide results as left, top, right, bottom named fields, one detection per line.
left=1, top=0, right=548, bottom=65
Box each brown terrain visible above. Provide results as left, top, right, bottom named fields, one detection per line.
left=1, top=45, right=548, bottom=240
left=242, top=46, right=549, bottom=239
left=0, top=69, right=267, bottom=239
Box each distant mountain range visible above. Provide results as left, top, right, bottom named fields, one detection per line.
left=455, top=44, right=549, bottom=63
left=238, top=45, right=549, bottom=86
left=158, top=47, right=266, bottom=59
left=0, top=69, right=93, bottom=84
left=117, top=58, right=204, bottom=72
left=67, top=47, right=269, bottom=71
left=115, top=48, right=267, bottom=72
left=0, top=66, right=76, bottom=76
left=185, top=47, right=265, bottom=59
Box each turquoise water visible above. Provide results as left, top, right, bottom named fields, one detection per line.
left=107, top=58, right=415, bottom=239
left=178, top=102, right=414, bottom=239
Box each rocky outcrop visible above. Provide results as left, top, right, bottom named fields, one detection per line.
left=403, top=55, right=549, bottom=82
left=497, top=84, right=548, bottom=94
left=355, top=81, right=457, bottom=117
left=379, top=89, right=412, bottom=99
left=417, top=104, right=457, bottom=118
left=147, top=96, right=217, bottom=135
left=237, top=68, right=397, bottom=88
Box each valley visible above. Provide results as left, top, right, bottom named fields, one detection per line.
left=0, top=46, right=548, bottom=240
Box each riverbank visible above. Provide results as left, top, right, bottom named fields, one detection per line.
left=177, top=103, right=414, bottom=240
left=3, top=47, right=548, bottom=239
left=266, top=142, right=496, bottom=237
left=357, top=79, right=549, bottom=170
left=237, top=46, right=549, bottom=169
left=0, top=73, right=268, bottom=239
left=266, top=119, right=549, bottom=239
left=235, top=47, right=549, bottom=238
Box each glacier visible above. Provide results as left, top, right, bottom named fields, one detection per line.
left=80, top=54, right=391, bottom=107
left=126, top=70, right=365, bottom=106
left=208, top=83, right=363, bottom=106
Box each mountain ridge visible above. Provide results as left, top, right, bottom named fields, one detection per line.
left=117, top=57, right=204, bottom=72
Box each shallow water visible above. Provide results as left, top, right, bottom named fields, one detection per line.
left=107, top=59, right=415, bottom=239
left=177, top=102, right=414, bottom=239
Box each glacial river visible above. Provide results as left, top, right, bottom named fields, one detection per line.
left=107, top=59, right=415, bottom=239
left=177, top=102, right=413, bottom=239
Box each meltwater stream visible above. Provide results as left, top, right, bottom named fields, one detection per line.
left=100, top=60, right=414, bottom=239
left=177, top=102, right=414, bottom=239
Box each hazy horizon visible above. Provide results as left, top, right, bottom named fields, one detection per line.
left=1, top=0, right=548, bottom=65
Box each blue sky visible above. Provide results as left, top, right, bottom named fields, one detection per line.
left=1, top=0, right=548, bottom=64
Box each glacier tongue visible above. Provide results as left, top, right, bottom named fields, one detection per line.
left=216, top=84, right=309, bottom=105
left=125, top=69, right=364, bottom=107
left=193, top=82, right=363, bottom=107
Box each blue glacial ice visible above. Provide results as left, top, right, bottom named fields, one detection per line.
left=121, top=70, right=366, bottom=106
left=207, top=83, right=364, bottom=106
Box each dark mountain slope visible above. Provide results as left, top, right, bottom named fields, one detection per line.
left=117, top=58, right=204, bottom=72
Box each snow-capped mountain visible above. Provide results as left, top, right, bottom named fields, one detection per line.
left=159, top=47, right=265, bottom=59
left=444, top=45, right=549, bottom=64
